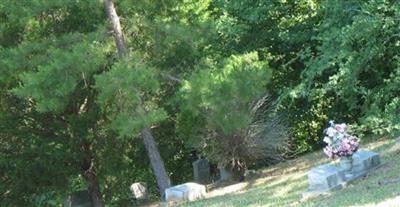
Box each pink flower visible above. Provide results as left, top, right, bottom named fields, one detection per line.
left=335, top=123, right=347, bottom=132
left=323, top=121, right=359, bottom=158
left=341, top=143, right=350, bottom=151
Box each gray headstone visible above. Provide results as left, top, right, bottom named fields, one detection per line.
left=349, top=149, right=381, bottom=180
left=129, top=182, right=148, bottom=200
left=302, top=164, right=345, bottom=199
left=63, top=191, right=92, bottom=207
left=303, top=149, right=382, bottom=199
left=218, top=167, right=232, bottom=181
left=307, top=164, right=345, bottom=192
left=165, top=182, right=206, bottom=203
left=192, top=159, right=210, bottom=184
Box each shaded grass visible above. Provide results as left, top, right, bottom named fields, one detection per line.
left=178, top=137, right=400, bottom=207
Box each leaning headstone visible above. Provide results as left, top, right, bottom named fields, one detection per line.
left=302, top=164, right=345, bottom=199
left=192, top=159, right=211, bottom=184
left=63, top=191, right=92, bottom=207
left=165, top=182, right=206, bottom=203
left=129, top=182, right=148, bottom=200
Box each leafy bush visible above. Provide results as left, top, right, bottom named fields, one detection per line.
left=178, top=52, right=289, bottom=180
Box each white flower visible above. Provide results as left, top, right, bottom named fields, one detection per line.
left=326, top=127, right=337, bottom=137
left=323, top=136, right=332, bottom=145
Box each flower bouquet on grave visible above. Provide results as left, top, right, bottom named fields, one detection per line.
left=323, top=121, right=360, bottom=173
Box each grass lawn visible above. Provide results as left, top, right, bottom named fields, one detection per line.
left=177, top=137, right=400, bottom=207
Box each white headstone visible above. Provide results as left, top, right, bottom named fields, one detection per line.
left=129, top=182, right=147, bottom=200
left=165, top=182, right=206, bottom=203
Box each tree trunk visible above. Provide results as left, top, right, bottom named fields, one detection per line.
left=82, top=140, right=104, bottom=207
left=142, top=127, right=171, bottom=199
left=103, top=0, right=171, bottom=199
left=85, top=168, right=103, bottom=207
left=104, top=0, right=128, bottom=57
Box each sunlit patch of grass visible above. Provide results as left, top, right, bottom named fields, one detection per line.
left=178, top=137, right=400, bottom=207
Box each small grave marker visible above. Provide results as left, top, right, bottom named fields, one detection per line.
left=129, top=182, right=148, bottom=200
left=165, top=182, right=206, bottom=203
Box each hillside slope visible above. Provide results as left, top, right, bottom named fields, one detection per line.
left=178, top=137, right=400, bottom=207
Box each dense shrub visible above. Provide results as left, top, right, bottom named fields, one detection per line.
left=177, top=53, right=289, bottom=180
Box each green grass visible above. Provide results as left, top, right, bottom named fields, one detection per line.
left=178, top=137, right=400, bottom=207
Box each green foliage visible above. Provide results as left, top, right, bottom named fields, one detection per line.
left=2, top=0, right=400, bottom=205
left=95, top=56, right=167, bottom=139
left=11, top=34, right=106, bottom=112
left=0, top=0, right=104, bottom=46
left=179, top=52, right=269, bottom=135
left=295, top=0, right=400, bottom=136
left=178, top=52, right=275, bottom=175
left=203, top=0, right=324, bottom=154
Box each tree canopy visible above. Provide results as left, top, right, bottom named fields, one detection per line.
left=1, top=0, right=399, bottom=205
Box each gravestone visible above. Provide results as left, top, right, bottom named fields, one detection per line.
left=218, top=166, right=232, bottom=181
left=308, top=164, right=345, bottom=192
left=192, top=159, right=210, bottom=184
left=165, top=182, right=206, bottom=203
left=302, top=164, right=345, bottom=199
left=348, top=149, right=381, bottom=181
left=63, top=191, right=92, bottom=207
left=303, top=149, right=381, bottom=199
left=129, top=182, right=148, bottom=200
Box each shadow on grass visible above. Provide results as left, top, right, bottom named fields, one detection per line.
left=178, top=174, right=307, bottom=207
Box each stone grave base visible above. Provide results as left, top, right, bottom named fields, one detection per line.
left=165, top=182, right=206, bottom=203
left=303, top=149, right=381, bottom=199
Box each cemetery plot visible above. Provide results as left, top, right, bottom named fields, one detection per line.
left=303, top=149, right=381, bottom=199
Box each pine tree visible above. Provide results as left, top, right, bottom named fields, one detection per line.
left=101, top=0, right=171, bottom=199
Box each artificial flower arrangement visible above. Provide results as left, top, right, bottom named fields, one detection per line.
left=323, top=121, right=359, bottom=158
